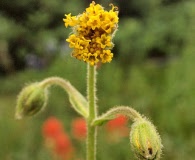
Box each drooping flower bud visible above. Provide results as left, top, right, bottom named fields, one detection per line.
left=130, top=119, right=162, bottom=160
left=15, top=83, right=48, bottom=119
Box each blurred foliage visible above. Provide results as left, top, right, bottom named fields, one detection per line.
left=115, top=0, right=189, bottom=69
left=0, top=0, right=195, bottom=160
left=0, top=0, right=85, bottom=73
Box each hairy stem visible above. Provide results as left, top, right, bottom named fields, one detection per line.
left=39, top=76, right=72, bottom=89
left=39, top=76, right=88, bottom=117
left=92, top=106, right=143, bottom=126
left=87, top=64, right=97, bottom=160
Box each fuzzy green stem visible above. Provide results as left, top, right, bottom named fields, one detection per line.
left=92, top=106, right=143, bottom=126
left=87, top=64, right=97, bottom=160
left=39, top=77, right=72, bottom=89
left=39, top=77, right=88, bottom=118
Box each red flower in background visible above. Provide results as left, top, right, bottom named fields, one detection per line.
left=54, top=132, right=74, bottom=159
left=105, top=115, right=129, bottom=141
left=42, top=117, right=74, bottom=160
left=106, top=115, right=127, bottom=131
left=42, top=117, right=63, bottom=138
left=71, top=118, right=87, bottom=140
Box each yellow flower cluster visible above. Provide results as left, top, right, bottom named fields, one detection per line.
left=63, top=1, right=119, bottom=65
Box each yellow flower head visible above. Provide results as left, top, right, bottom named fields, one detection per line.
left=63, top=1, right=119, bottom=65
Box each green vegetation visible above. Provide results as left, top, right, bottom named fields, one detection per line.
left=0, top=0, right=195, bottom=160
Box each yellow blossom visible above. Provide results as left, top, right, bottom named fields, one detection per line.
left=100, top=50, right=113, bottom=63
left=77, top=37, right=90, bottom=50
left=86, top=2, right=103, bottom=15
left=96, top=34, right=112, bottom=49
left=107, top=11, right=119, bottom=24
left=63, top=13, right=78, bottom=28
left=63, top=1, right=118, bottom=65
left=72, top=49, right=84, bottom=60
left=86, top=53, right=99, bottom=66
left=87, top=15, right=101, bottom=30
left=66, top=34, right=78, bottom=48
left=101, top=22, right=114, bottom=34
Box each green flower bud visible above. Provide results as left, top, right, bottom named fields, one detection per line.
left=130, top=119, right=162, bottom=160
left=15, top=83, right=48, bottom=119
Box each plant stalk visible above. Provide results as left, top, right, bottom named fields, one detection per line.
left=87, top=64, right=97, bottom=160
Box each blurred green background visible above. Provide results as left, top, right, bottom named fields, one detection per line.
left=0, top=0, right=195, bottom=159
